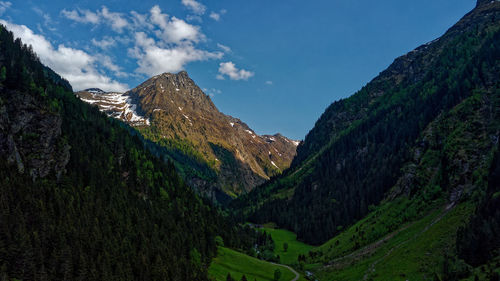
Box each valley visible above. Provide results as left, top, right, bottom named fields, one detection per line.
left=1, top=0, right=500, bottom=280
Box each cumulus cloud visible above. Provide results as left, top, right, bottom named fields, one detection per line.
left=217, top=62, right=254, bottom=81
left=130, top=11, right=154, bottom=30
left=97, top=54, right=129, bottom=78
left=0, top=1, right=11, bottom=16
left=217, top=43, right=231, bottom=53
left=125, top=5, right=223, bottom=76
left=149, top=5, right=204, bottom=44
left=0, top=20, right=128, bottom=92
left=210, top=9, right=227, bottom=21
left=209, top=12, right=220, bottom=21
left=91, top=36, right=116, bottom=49
left=61, top=6, right=128, bottom=32
left=149, top=5, right=168, bottom=30
left=130, top=32, right=222, bottom=76
left=61, top=8, right=100, bottom=24
left=265, top=80, right=273, bottom=85
left=181, top=0, right=206, bottom=15
left=100, top=6, right=128, bottom=32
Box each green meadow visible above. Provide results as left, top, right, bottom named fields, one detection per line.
left=208, top=247, right=299, bottom=281
left=261, top=224, right=315, bottom=266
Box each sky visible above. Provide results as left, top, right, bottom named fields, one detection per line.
left=0, top=0, right=476, bottom=140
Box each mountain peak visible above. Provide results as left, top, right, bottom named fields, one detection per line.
left=156, top=71, right=189, bottom=79
left=75, top=71, right=298, bottom=197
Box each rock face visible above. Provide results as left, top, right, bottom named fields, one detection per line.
left=0, top=88, right=70, bottom=181
left=76, top=71, right=298, bottom=197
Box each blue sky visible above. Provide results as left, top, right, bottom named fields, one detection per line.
left=1, top=0, right=475, bottom=139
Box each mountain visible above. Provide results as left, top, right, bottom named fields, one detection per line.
left=233, top=1, right=500, bottom=277
left=76, top=72, right=298, bottom=200
left=0, top=24, right=259, bottom=280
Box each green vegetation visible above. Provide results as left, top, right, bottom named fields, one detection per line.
left=0, top=24, right=266, bottom=280
left=231, top=3, right=500, bottom=280
left=304, top=202, right=472, bottom=280
left=208, top=247, right=297, bottom=281
left=260, top=226, right=314, bottom=265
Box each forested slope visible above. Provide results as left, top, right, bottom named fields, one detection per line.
left=0, top=24, right=239, bottom=280
left=235, top=0, right=500, bottom=246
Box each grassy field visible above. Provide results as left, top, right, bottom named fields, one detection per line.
left=208, top=247, right=300, bottom=281
left=261, top=224, right=315, bottom=265
left=312, top=202, right=474, bottom=280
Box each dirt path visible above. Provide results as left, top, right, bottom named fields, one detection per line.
left=271, top=262, right=300, bottom=281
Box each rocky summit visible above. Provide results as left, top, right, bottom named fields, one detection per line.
left=76, top=71, right=299, bottom=199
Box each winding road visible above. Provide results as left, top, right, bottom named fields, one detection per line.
left=271, top=262, right=300, bottom=281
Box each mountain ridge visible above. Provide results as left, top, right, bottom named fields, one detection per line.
left=76, top=71, right=299, bottom=200
left=236, top=0, right=500, bottom=245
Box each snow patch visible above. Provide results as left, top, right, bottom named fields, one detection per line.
left=79, top=91, right=150, bottom=126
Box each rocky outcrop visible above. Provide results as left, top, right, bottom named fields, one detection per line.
left=0, top=88, right=70, bottom=181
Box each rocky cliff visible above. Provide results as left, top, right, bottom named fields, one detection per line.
left=0, top=88, right=70, bottom=181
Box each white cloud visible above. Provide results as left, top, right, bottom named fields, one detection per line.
left=100, top=6, right=128, bottom=32
left=217, top=43, right=231, bottom=53
left=162, top=16, right=203, bottom=43
left=149, top=5, right=168, bottom=30
left=0, top=1, right=11, bottom=16
left=217, top=62, right=254, bottom=81
left=127, top=5, right=222, bottom=77
left=91, top=36, right=116, bottom=49
left=181, top=0, right=206, bottom=15
left=32, top=7, right=57, bottom=32
left=61, top=8, right=100, bottom=24
left=209, top=9, right=226, bottom=21
left=265, top=80, right=273, bottom=85
left=130, top=32, right=222, bottom=76
left=209, top=12, right=220, bottom=21
left=149, top=6, right=204, bottom=44
left=97, top=54, right=129, bottom=78
left=130, top=11, right=154, bottom=30
left=61, top=6, right=128, bottom=32
left=186, top=14, right=202, bottom=23
left=0, top=20, right=128, bottom=92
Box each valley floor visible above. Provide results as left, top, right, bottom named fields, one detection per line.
left=208, top=247, right=305, bottom=281
left=216, top=200, right=494, bottom=280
